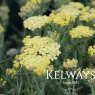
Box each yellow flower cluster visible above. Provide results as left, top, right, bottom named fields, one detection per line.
left=12, top=36, right=60, bottom=75
left=82, top=68, right=95, bottom=82
left=49, top=12, right=74, bottom=26
left=63, top=58, right=78, bottom=69
left=88, top=45, right=95, bottom=57
left=80, top=7, right=95, bottom=22
left=6, top=68, right=17, bottom=77
left=19, top=0, right=41, bottom=17
left=0, top=77, right=7, bottom=87
left=69, top=26, right=95, bottom=39
left=19, top=0, right=50, bottom=18
left=0, top=24, right=4, bottom=33
left=50, top=30, right=60, bottom=41
left=24, top=15, right=49, bottom=31
left=58, top=2, right=84, bottom=18
left=6, top=60, right=20, bottom=78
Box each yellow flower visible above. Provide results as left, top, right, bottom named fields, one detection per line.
left=0, top=24, right=4, bottom=33
left=88, top=45, right=95, bottom=57
left=57, top=2, right=84, bottom=18
left=24, top=15, right=49, bottom=31
left=6, top=68, right=17, bottom=77
left=0, top=77, right=7, bottom=87
left=50, top=30, right=60, bottom=41
left=80, top=7, right=95, bottom=22
left=34, top=62, right=53, bottom=76
left=63, top=58, right=78, bottom=69
left=19, top=0, right=41, bottom=17
left=49, top=12, right=73, bottom=26
left=69, top=26, right=95, bottom=39
left=13, top=36, right=60, bottom=75
left=19, top=0, right=50, bottom=18
left=68, top=2, right=84, bottom=9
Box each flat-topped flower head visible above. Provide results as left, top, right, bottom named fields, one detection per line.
left=13, top=36, right=60, bottom=75
left=69, top=26, right=95, bottom=39
left=67, top=2, right=84, bottom=9
left=80, top=7, right=95, bottom=22
left=57, top=2, right=84, bottom=18
left=88, top=45, right=95, bottom=57
left=63, top=58, right=78, bottom=69
left=19, top=0, right=50, bottom=18
left=24, top=15, right=49, bottom=31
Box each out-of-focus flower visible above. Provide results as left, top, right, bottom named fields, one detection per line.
left=6, top=68, right=17, bottom=77
left=7, top=48, right=18, bottom=56
left=50, top=30, right=60, bottom=41
left=57, top=2, right=84, bottom=18
left=63, top=58, right=78, bottom=69
left=19, top=0, right=50, bottom=18
left=24, top=15, right=49, bottom=31
left=69, top=26, right=95, bottom=39
left=88, top=45, right=95, bottom=57
left=80, top=7, right=95, bottom=22
left=0, top=77, right=7, bottom=87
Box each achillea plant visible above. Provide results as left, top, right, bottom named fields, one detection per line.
left=3, top=1, right=95, bottom=95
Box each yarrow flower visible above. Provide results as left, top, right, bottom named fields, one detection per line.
left=48, top=12, right=74, bottom=27
left=24, top=15, right=49, bottom=31
left=88, top=45, right=95, bottom=57
left=69, top=26, right=95, bottom=39
left=57, top=2, right=84, bottom=18
left=80, top=7, right=95, bottom=22
left=63, top=58, right=78, bottom=69
left=19, top=0, right=41, bottom=18
left=50, top=30, right=60, bottom=41
left=11, top=36, right=61, bottom=75
left=19, top=0, right=50, bottom=18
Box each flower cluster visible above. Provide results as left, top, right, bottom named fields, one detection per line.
left=69, top=26, right=95, bottom=39
left=24, top=15, right=49, bottom=31
left=49, top=12, right=74, bottom=26
left=57, top=2, right=84, bottom=18
left=50, top=30, right=60, bottom=41
left=80, top=7, right=95, bottom=22
left=12, top=36, right=60, bottom=75
left=63, top=58, right=78, bottom=69
left=88, top=45, right=95, bottom=57
left=19, top=0, right=50, bottom=18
